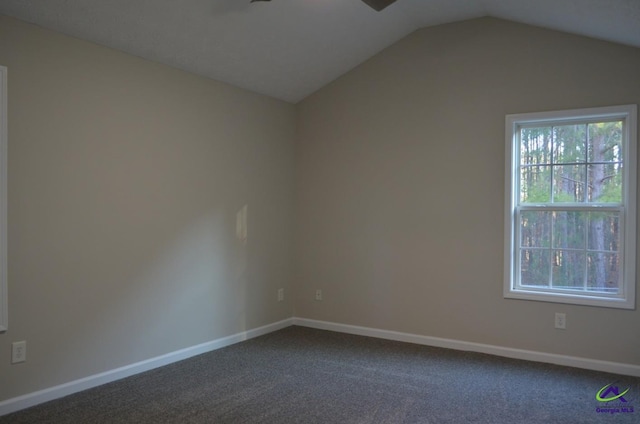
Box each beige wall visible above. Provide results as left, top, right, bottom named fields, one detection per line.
left=295, top=18, right=640, bottom=365
left=2, top=13, right=640, bottom=406
left=0, top=15, right=295, bottom=401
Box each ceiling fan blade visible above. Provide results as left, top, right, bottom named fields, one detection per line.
left=361, top=0, right=397, bottom=11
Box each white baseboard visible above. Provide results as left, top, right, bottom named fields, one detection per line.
left=292, top=317, right=640, bottom=377
left=0, top=318, right=293, bottom=417
left=3, top=316, right=638, bottom=417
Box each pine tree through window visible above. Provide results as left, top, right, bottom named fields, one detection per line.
left=504, top=105, right=637, bottom=309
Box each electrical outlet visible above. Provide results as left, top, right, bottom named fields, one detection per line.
left=554, top=313, right=566, bottom=330
left=315, top=289, right=323, bottom=301
left=12, top=341, right=26, bottom=364
left=277, top=288, right=284, bottom=302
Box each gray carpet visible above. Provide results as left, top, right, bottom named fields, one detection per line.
left=2, top=326, right=638, bottom=423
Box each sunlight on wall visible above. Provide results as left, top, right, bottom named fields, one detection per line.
left=76, top=206, right=255, bottom=363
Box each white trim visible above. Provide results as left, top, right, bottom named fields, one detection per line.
left=3, top=316, right=639, bottom=416
left=0, top=66, right=7, bottom=332
left=292, top=317, right=640, bottom=377
left=0, top=318, right=293, bottom=417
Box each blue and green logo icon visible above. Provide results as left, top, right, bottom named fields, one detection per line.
left=596, top=384, right=629, bottom=403
left=595, top=383, right=634, bottom=415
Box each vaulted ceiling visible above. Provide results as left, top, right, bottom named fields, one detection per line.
left=1, top=0, right=639, bottom=103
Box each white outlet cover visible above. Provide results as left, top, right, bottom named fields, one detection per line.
left=554, top=313, right=566, bottom=329
left=12, top=340, right=26, bottom=363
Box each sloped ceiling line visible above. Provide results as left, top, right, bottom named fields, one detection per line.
left=0, top=0, right=638, bottom=103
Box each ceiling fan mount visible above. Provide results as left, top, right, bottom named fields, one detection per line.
left=360, top=0, right=397, bottom=11
left=250, top=0, right=398, bottom=12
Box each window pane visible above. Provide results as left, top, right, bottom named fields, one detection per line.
left=520, top=127, right=552, bottom=165
left=552, top=211, right=586, bottom=249
left=520, top=165, right=551, bottom=203
left=552, top=164, right=585, bottom=202
left=588, top=121, right=622, bottom=163
left=553, top=124, right=586, bottom=164
left=587, top=212, right=619, bottom=252
left=587, top=252, right=619, bottom=293
left=551, top=250, right=585, bottom=289
left=507, top=105, right=635, bottom=308
left=588, top=163, right=622, bottom=203
left=520, top=249, right=550, bottom=287
left=521, top=211, right=551, bottom=248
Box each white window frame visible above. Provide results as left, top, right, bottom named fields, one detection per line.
left=0, top=66, right=6, bottom=331
left=504, top=104, right=637, bottom=309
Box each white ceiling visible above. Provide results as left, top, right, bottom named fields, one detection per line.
left=1, top=0, right=639, bottom=103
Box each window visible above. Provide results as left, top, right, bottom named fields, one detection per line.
left=0, top=66, right=6, bottom=331
left=504, top=105, right=637, bottom=309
